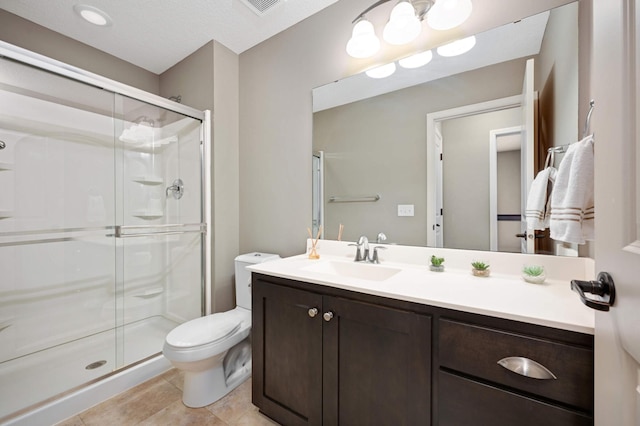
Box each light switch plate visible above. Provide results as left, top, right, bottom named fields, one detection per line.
left=397, top=204, right=414, bottom=217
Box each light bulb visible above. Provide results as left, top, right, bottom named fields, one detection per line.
left=436, top=35, right=476, bottom=57
left=427, top=0, right=472, bottom=30
left=346, top=19, right=381, bottom=58
left=398, top=50, right=433, bottom=68
left=365, top=62, right=397, bottom=79
left=383, top=1, right=422, bottom=45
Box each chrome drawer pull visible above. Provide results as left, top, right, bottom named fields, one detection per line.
left=497, top=357, right=557, bottom=380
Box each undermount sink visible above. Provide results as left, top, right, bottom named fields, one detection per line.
left=302, top=260, right=401, bottom=282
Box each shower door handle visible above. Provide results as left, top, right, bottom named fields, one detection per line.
left=166, top=178, right=184, bottom=199
left=110, top=223, right=206, bottom=238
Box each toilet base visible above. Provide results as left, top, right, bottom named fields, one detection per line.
left=182, top=361, right=252, bottom=408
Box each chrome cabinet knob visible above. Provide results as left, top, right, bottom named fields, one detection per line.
left=308, top=308, right=318, bottom=318
left=323, top=311, right=334, bottom=322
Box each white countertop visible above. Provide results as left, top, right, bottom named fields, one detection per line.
left=248, top=241, right=595, bottom=335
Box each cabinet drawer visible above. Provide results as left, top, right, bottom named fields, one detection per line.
left=438, top=370, right=592, bottom=426
left=438, top=319, right=593, bottom=411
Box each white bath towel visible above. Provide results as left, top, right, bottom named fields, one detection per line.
left=550, top=135, right=595, bottom=244
left=525, top=166, right=556, bottom=230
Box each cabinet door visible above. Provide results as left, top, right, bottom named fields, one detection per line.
left=252, top=279, right=323, bottom=426
left=322, top=296, right=432, bottom=425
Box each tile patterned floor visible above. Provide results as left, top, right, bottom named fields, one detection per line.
left=56, top=370, right=278, bottom=426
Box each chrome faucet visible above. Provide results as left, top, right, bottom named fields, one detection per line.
left=349, top=235, right=369, bottom=262
left=350, top=235, right=386, bottom=263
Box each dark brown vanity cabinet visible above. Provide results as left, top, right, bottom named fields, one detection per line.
left=252, top=274, right=432, bottom=426
left=252, top=273, right=594, bottom=426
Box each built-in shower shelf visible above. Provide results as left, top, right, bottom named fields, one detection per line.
left=154, top=135, right=178, bottom=147
left=0, top=210, right=14, bottom=218
left=131, top=175, right=163, bottom=185
left=132, top=210, right=164, bottom=219
left=125, top=135, right=179, bottom=152
left=132, top=287, right=164, bottom=299
left=0, top=162, right=14, bottom=171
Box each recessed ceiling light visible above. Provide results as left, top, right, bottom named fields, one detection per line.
left=73, top=4, right=112, bottom=27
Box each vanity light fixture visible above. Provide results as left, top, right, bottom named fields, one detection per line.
left=436, top=35, right=476, bottom=57
left=73, top=4, right=113, bottom=26
left=346, top=0, right=473, bottom=59
left=398, top=50, right=433, bottom=68
left=365, top=62, right=397, bottom=78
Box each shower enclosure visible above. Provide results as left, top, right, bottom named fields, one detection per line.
left=0, top=43, right=209, bottom=421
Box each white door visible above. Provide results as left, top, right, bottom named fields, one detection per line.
left=521, top=58, right=536, bottom=254
left=592, top=0, right=640, bottom=424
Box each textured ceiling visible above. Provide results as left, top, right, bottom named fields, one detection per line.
left=0, top=0, right=338, bottom=74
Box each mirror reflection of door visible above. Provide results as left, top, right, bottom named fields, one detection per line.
left=439, top=107, right=522, bottom=251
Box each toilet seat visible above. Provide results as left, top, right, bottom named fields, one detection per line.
left=166, top=313, right=243, bottom=349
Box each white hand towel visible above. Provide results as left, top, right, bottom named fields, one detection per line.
left=550, top=135, right=595, bottom=244
left=525, top=166, right=556, bottom=230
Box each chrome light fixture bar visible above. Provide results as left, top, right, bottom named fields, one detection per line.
left=346, top=0, right=472, bottom=59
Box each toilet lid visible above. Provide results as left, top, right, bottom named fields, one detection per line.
left=166, top=315, right=242, bottom=348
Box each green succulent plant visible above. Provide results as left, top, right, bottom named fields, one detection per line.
left=471, top=261, right=490, bottom=271
left=430, top=255, right=445, bottom=266
left=523, top=265, right=545, bottom=276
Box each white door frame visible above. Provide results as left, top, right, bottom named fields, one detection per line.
left=426, top=95, right=522, bottom=247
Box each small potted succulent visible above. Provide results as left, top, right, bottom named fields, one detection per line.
left=522, top=265, right=546, bottom=284
left=471, top=261, right=490, bottom=277
left=430, top=255, right=445, bottom=272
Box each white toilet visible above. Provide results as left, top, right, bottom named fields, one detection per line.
left=163, top=252, right=280, bottom=408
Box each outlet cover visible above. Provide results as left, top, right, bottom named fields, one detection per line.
left=397, top=204, right=414, bottom=217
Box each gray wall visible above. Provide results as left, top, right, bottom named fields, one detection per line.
left=239, top=0, right=576, bottom=257
left=537, top=2, right=579, bottom=157
left=159, top=42, right=240, bottom=312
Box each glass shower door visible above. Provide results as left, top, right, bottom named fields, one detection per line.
left=114, top=95, right=204, bottom=368
left=0, top=57, right=118, bottom=417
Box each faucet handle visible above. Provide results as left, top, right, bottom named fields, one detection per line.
left=349, top=243, right=364, bottom=262
left=370, top=245, right=387, bottom=264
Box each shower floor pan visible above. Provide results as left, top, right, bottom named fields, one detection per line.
left=0, top=315, right=178, bottom=420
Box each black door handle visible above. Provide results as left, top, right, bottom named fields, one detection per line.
left=515, top=233, right=545, bottom=239
left=570, top=272, right=616, bottom=311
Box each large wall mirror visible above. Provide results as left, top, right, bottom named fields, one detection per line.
left=312, top=1, right=587, bottom=256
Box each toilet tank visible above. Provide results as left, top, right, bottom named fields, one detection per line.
left=234, top=252, right=280, bottom=310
